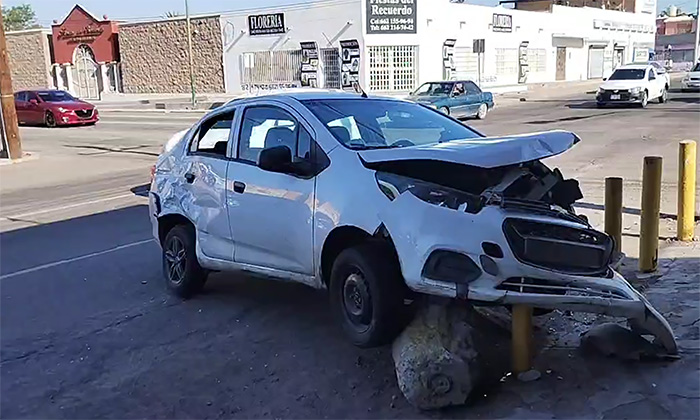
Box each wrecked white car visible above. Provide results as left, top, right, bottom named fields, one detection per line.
left=149, top=92, right=676, bottom=353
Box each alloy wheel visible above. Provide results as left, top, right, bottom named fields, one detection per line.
left=165, top=236, right=187, bottom=285
left=45, top=112, right=56, bottom=128
left=477, top=103, right=488, bottom=119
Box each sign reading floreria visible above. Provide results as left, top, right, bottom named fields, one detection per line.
left=248, top=13, right=286, bottom=36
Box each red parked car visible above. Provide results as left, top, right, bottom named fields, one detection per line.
left=14, top=90, right=98, bottom=127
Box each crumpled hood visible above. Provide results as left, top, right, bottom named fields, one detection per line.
left=359, top=130, right=580, bottom=169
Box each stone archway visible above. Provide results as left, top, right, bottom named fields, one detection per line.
left=73, top=44, right=100, bottom=99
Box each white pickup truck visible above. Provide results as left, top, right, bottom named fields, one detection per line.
left=596, top=64, right=669, bottom=108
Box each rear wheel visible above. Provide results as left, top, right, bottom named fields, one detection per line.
left=439, top=106, right=450, bottom=115
left=162, top=224, right=207, bottom=298
left=45, top=111, right=56, bottom=128
left=658, top=88, right=668, bottom=103
left=476, top=103, right=488, bottom=119
left=330, top=243, right=409, bottom=348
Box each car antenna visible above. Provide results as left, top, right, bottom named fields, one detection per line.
left=352, top=81, right=368, bottom=98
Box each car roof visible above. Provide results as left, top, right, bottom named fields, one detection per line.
left=616, top=64, right=651, bottom=70
left=222, top=90, right=408, bottom=109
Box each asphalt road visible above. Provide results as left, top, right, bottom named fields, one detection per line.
left=1, top=88, right=698, bottom=419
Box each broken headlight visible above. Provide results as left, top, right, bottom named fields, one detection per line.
left=375, top=172, right=483, bottom=213
left=503, top=218, right=613, bottom=275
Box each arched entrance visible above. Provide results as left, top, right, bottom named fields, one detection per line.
left=73, top=45, right=100, bottom=99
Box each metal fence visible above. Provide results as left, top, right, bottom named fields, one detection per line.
left=321, top=48, right=341, bottom=89
left=241, top=50, right=303, bottom=85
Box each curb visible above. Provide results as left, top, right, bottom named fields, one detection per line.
left=0, top=152, right=38, bottom=166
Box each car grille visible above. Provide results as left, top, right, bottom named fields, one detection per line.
left=75, top=109, right=93, bottom=119
left=599, top=89, right=631, bottom=101
left=503, top=219, right=613, bottom=275
left=496, top=277, right=630, bottom=300
left=690, top=77, right=700, bottom=81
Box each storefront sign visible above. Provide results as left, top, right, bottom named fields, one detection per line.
left=640, top=0, right=656, bottom=14
left=340, top=39, right=361, bottom=90
left=248, top=13, right=286, bottom=36
left=366, top=0, right=417, bottom=34
left=300, top=41, right=319, bottom=88
left=492, top=14, right=512, bottom=33
left=473, top=39, right=485, bottom=54
left=593, top=20, right=654, bottom=34
left=57, top=24, right=104, bottom=44
left=443, top=39, right=456, bottom=80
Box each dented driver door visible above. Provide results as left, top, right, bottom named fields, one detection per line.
left=178, top=110, right=236, bottom=262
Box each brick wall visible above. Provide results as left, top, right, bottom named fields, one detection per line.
left=6, top=30, right=53, bottom=90
left=119, top=16, right=225, bottom=94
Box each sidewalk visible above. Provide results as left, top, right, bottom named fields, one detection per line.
left=95, top=78, right=609, bottom=112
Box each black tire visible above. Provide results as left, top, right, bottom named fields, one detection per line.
left=658, top=88, right=667, bottom=103
left=162, top=224, right=207, bottom=299
left=639, top=91, right=648, bottom=108
left=439, top=106, right=450, bottom=115
left=329, top=242, right=409, bottom=348
left=476, top=103, right=488, bottom=119
left=45, top=111, right=56, bottom=128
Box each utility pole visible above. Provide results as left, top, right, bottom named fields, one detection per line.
left=185, top=0, right=196, bottom=108
left=0, top=8, right=21, bottom=160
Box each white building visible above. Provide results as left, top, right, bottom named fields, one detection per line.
left=219, top=0, right=657, bottom=94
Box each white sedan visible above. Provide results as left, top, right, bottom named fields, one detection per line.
left=596, top=64, right=668, bottom=108
left=681, top=62, right=700, bottom=91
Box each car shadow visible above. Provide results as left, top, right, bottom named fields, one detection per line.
left=525, top=110, right=620, bottom=124
left=669, top=96, right=700, bottom=104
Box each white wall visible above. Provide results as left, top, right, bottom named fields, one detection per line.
left=220, top=0, right=363, bottom=94
left=361, top=1, right=657, bottom=90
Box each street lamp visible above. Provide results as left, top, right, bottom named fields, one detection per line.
left=185, top=0, right=196, bottom=108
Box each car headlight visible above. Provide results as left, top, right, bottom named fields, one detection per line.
left=597, top=87, right=604, bottom=94
left=57, top=107, right=69, bottom=113
left=630, top=87, right=642, bottom=94
left=375, top=171, right=484, bottom=214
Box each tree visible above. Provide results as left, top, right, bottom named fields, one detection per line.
left=1, top=4, right=39, bottom=31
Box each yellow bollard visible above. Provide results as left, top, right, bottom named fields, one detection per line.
left=639, top=156, right=663, bottom=273
left=512, top=305, right=533, bottom=374
left=605, top=177, right=623, bottom=252
left=677, top=140, right=697, bottom=241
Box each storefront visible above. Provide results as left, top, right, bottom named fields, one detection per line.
left=50, top=5, right=121, bottom=99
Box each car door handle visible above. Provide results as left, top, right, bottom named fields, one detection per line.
left=184, top=172, right=196, bottom=183
left=233, top=181, right=246, bottom=194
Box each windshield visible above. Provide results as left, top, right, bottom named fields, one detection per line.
left=692, top=63, right=700, bottom=72
left=608, top=69, right=646, bottom=80
left=412, top=82, right=454, bottom=96
left=302, top=99, right=481, bottom=150
left=37, top=91, right=76, bottom=102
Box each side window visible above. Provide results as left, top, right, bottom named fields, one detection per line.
left=465, top=81, right=481, bottom=95
left=238, top=106, right=310, bottom=164
left=190, top=111, right=234, bottom=157
left=648, top=69, right=656, bottom=80
left=453, top=82, right=465, bottom=95
left=26, top=92, right=38, bottom=102
left=14, top=92, right=27, bottom=102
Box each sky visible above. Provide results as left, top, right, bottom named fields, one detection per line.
left=4, top=0, right=697, bottom=27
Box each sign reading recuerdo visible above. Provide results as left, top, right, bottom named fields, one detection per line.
left=248, top=13, right=286, bottom=36
left=366, top=0, right=417, bottom=34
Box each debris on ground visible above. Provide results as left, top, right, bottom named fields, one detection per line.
left=580, top=323, right=672, bottom=361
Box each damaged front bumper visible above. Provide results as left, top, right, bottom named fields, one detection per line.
left=380, top=192, right=678, bottom=355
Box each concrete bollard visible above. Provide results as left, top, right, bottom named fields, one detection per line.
left=677, top=140, right=697, bottom=241
left=511, top=305, right=533, bottom=374
left=639, top=156, right=663, bottom=273
left=605, top=177, right=623, bottom=252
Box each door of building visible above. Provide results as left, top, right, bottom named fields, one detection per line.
left=321, top=48, right=341, bottom=89
left=73, top=45, right=100, bottom=100
left=587, top=47, right=605, bottom=79
left=613, top=48, right=625, bottom=69
left=556, top=47, right=566, bottom=81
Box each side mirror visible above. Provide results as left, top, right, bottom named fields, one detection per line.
left=29, top=98, right=38, bottom=105
left=258, top=145, right=293, bottom=173
left=602, top=77, right=607, bottom=81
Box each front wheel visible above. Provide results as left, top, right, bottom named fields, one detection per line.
left=639, top=91, right=648, bottom=108
left=45, top=111, right=56, bottom=128
left=329, top=243, right=409, bottom=348
left=658, top=88, right=668, bottom=103
left=476, top=103, right=488, bottom=119
left=162, top=224, right=207, bottom=299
